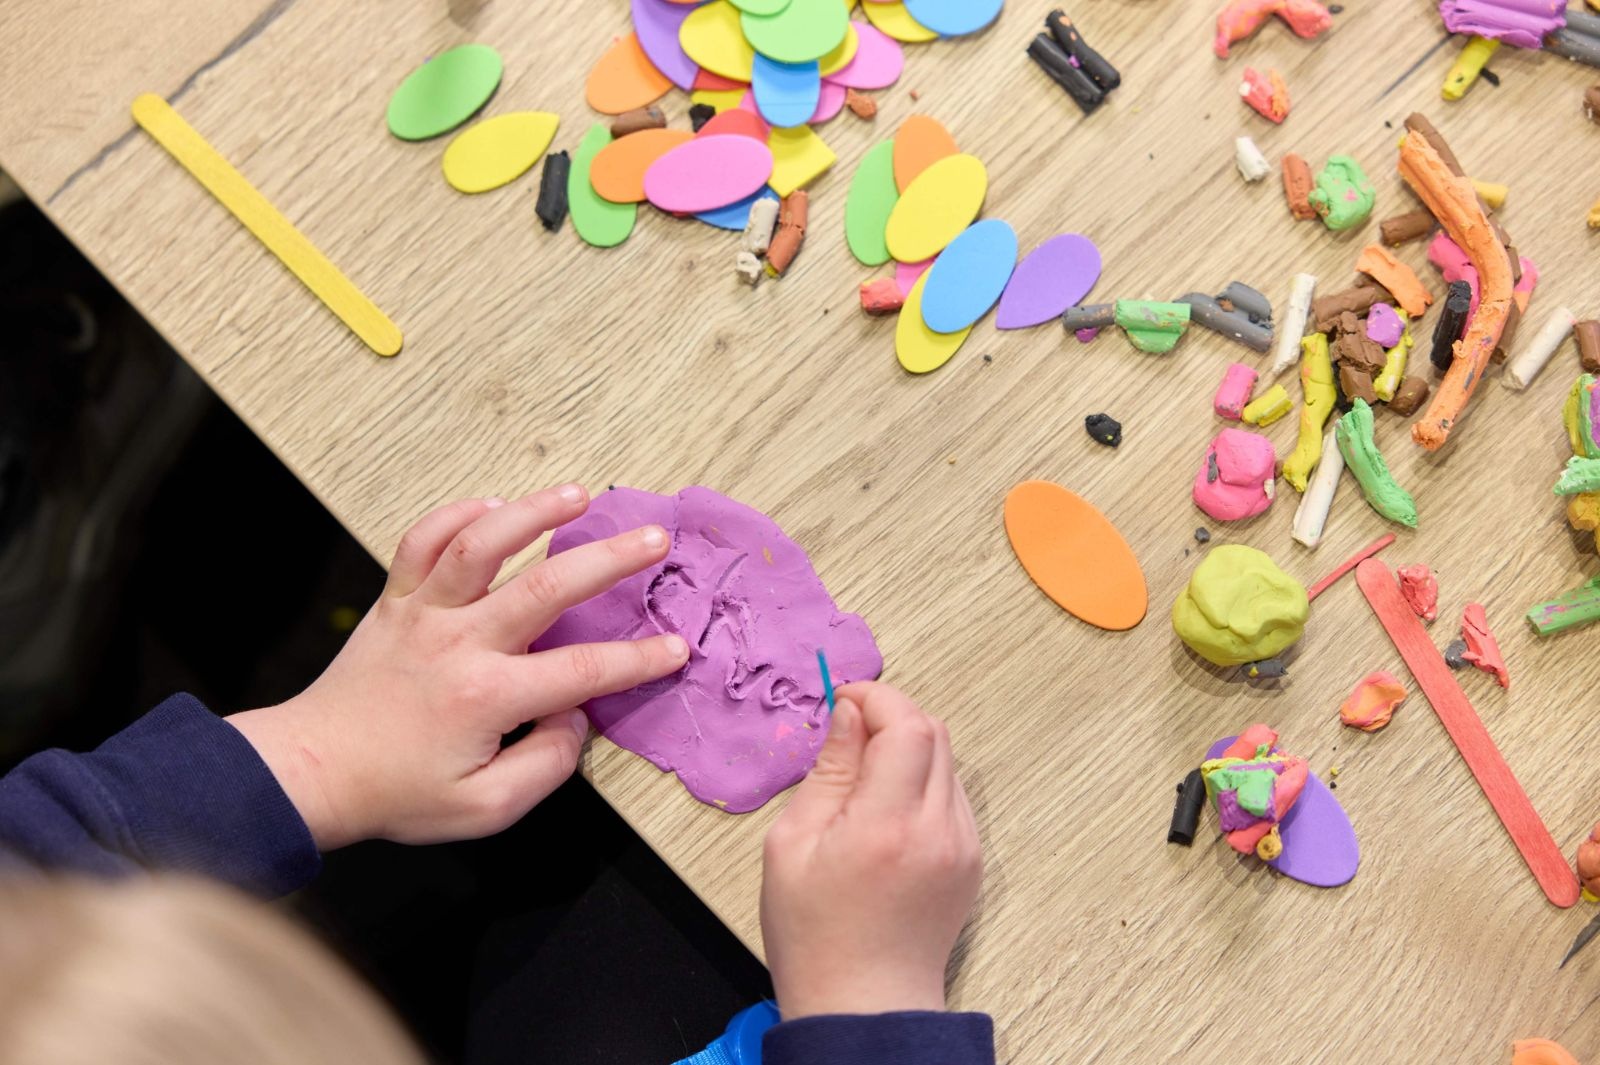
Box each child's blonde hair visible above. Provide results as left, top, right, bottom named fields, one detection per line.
left=0, top=876, right=427, bottom=1065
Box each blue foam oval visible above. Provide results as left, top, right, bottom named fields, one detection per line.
left=751, top=54, right=820, bottom=129
left=919, top=219, right=1017, bottom=333
left=902, top=0, right=1002, bottom=37
left=696, top=185, right=780, bottom=230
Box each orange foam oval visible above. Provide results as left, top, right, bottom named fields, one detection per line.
left=892, top=114, right=957, bottom=193
left=585, top=32, right=673, bottom=115
left=1003, top=480, right=1147, bottom=631
left=589, top=128, right=695, bottom=202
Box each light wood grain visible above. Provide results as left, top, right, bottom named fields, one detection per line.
left=5, top=0, right=1600, bottom=1059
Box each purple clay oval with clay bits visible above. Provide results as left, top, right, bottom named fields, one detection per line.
left=994, top=233, right=1102, bottom=329
left=1204, top=735, right=1359, bottom=887
left=533, top=487, right=884, bottom=813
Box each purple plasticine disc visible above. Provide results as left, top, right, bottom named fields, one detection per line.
left=1203, top=736, right=1360, bottom=888
left=633, top=0, right=702, bottom=91
left=534, top=487, right=884, bottom=813
left=994, top=233, right=1101, bottom=330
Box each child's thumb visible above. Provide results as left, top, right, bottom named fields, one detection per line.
left=783, top=696, right=866, bottom=827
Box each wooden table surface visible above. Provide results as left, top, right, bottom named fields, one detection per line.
left=6, top=0, right=1600, bottom=1058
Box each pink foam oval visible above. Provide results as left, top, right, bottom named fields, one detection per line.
left=895, top=256, right=932, bottom=297
left=644, top=134, right=775, bottom=213
left=810, top=80, right=846, bottom=122
left=821, top=23, right=903, bottom=89
left=994, top=233, right=1101, bottom=329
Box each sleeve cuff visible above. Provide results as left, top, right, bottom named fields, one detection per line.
left=88, top=693, right=321, bottom=897
left=762, top=1011, right=995, bottom=1065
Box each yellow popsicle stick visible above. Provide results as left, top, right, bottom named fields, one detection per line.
left=131, top=93, right=402, bottom=357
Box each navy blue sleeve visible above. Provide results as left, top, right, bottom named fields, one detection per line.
left=0, top=693, right=320, bottom=897
left=763, top=1011, right=995, bottom=1065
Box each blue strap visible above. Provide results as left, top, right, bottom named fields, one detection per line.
left=672, top=1002, right=780, bottom=1065
left=674, top=1041, right=740, bottom=1065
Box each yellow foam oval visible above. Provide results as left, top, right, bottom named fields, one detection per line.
left=818, top=24, right=860, bottom=76
left=442, top=111, right=559, bottom=194
left=768, top=125, right=836, bottom=197
left=862, top=0, right=937, bottom=42
left=896, top=268, right=971, bottom=374
left=680, top=1, right=756, bottom=82
left=884, top=153, right=986, bottom=263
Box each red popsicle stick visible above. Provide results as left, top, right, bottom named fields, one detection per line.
left=1307, top=533, right=1396, bottom=602
left=1356, top=559, right=1578, bottom=908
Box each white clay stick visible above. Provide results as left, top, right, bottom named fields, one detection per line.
left=1292, top=424, right=1344, bottom=548
left=1269, top=273, right=1316, bottom=377
left=1502, top=306, right=1576, bottom=390
left=1234, top=136, right=1270, bottom=182
left=740, top=196, right=780, bottom=256
left=734, top=251, right=763, bottom=286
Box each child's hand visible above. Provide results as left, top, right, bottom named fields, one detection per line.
left=760, top=682, right=982, bottom=1020
left=228, top=485, right=689, bottom=851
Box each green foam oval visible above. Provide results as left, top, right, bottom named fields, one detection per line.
left=387, top=44, right=503, bottom=142
left=729, top=0, right=792, bottom=17
left=568, top=124, right=638, bottom=249
left=845, top=140, right=896, bottom=266
left=741, top=0, right=849, bottom=63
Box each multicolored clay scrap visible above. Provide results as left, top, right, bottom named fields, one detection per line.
left=1199, top=727, right=1360, bottom=887
left=1202, top=724, right=1308, bottom=861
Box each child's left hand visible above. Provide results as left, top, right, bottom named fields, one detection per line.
left=228, top=485, right=689, bottom=850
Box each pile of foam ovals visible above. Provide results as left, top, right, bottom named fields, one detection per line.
left=846, top=114, right=1104, bottom=374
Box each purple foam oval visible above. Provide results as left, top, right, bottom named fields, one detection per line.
left=534, top=487, right=884, bottom=813
left=994, top=233, right=1101, bottom=330
left=1204, top=735, right=1360, bottom=888
left=633, top=0, right=702, bottom=91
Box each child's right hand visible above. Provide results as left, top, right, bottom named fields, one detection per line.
left=228, top=485, right=689, bottom=851
left=759, top=682, right=982, bottom=1020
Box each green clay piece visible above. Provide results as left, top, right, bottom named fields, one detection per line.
left=1308, top=155, right=1375, bottom=232
left=1171, top=544, right=1309, bottom=667
left=1114, top=299, right=1191, bottom=354
left=741, top=0, right=850, bottom=64
left=1205, top=764, right=1276, bottom=815
left=568, top=124, right=637, bottom=249
left=1526, top=575, right=1600, bottom=636
left=387, top=44, right=503, bottom=142
left=1553, top=455, right=1600, bottom=496
left=845, top=140, right=897, bottom=267
left=1335, top=398, right=1418, bottom=527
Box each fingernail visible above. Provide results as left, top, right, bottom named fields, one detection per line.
left=663, top=634, right=689, bottom=661
left=558, top=483, right=585, bottom=503
left=483, top=496, right=506, bottom=509
left=640, top=525, right=668, bottom=550
left=831, top=699, right=853, bottom=736
left=567, top=710, right=591, bottom=740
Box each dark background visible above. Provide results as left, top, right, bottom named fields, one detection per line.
left=0, top=193, right=770, bottom=1063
